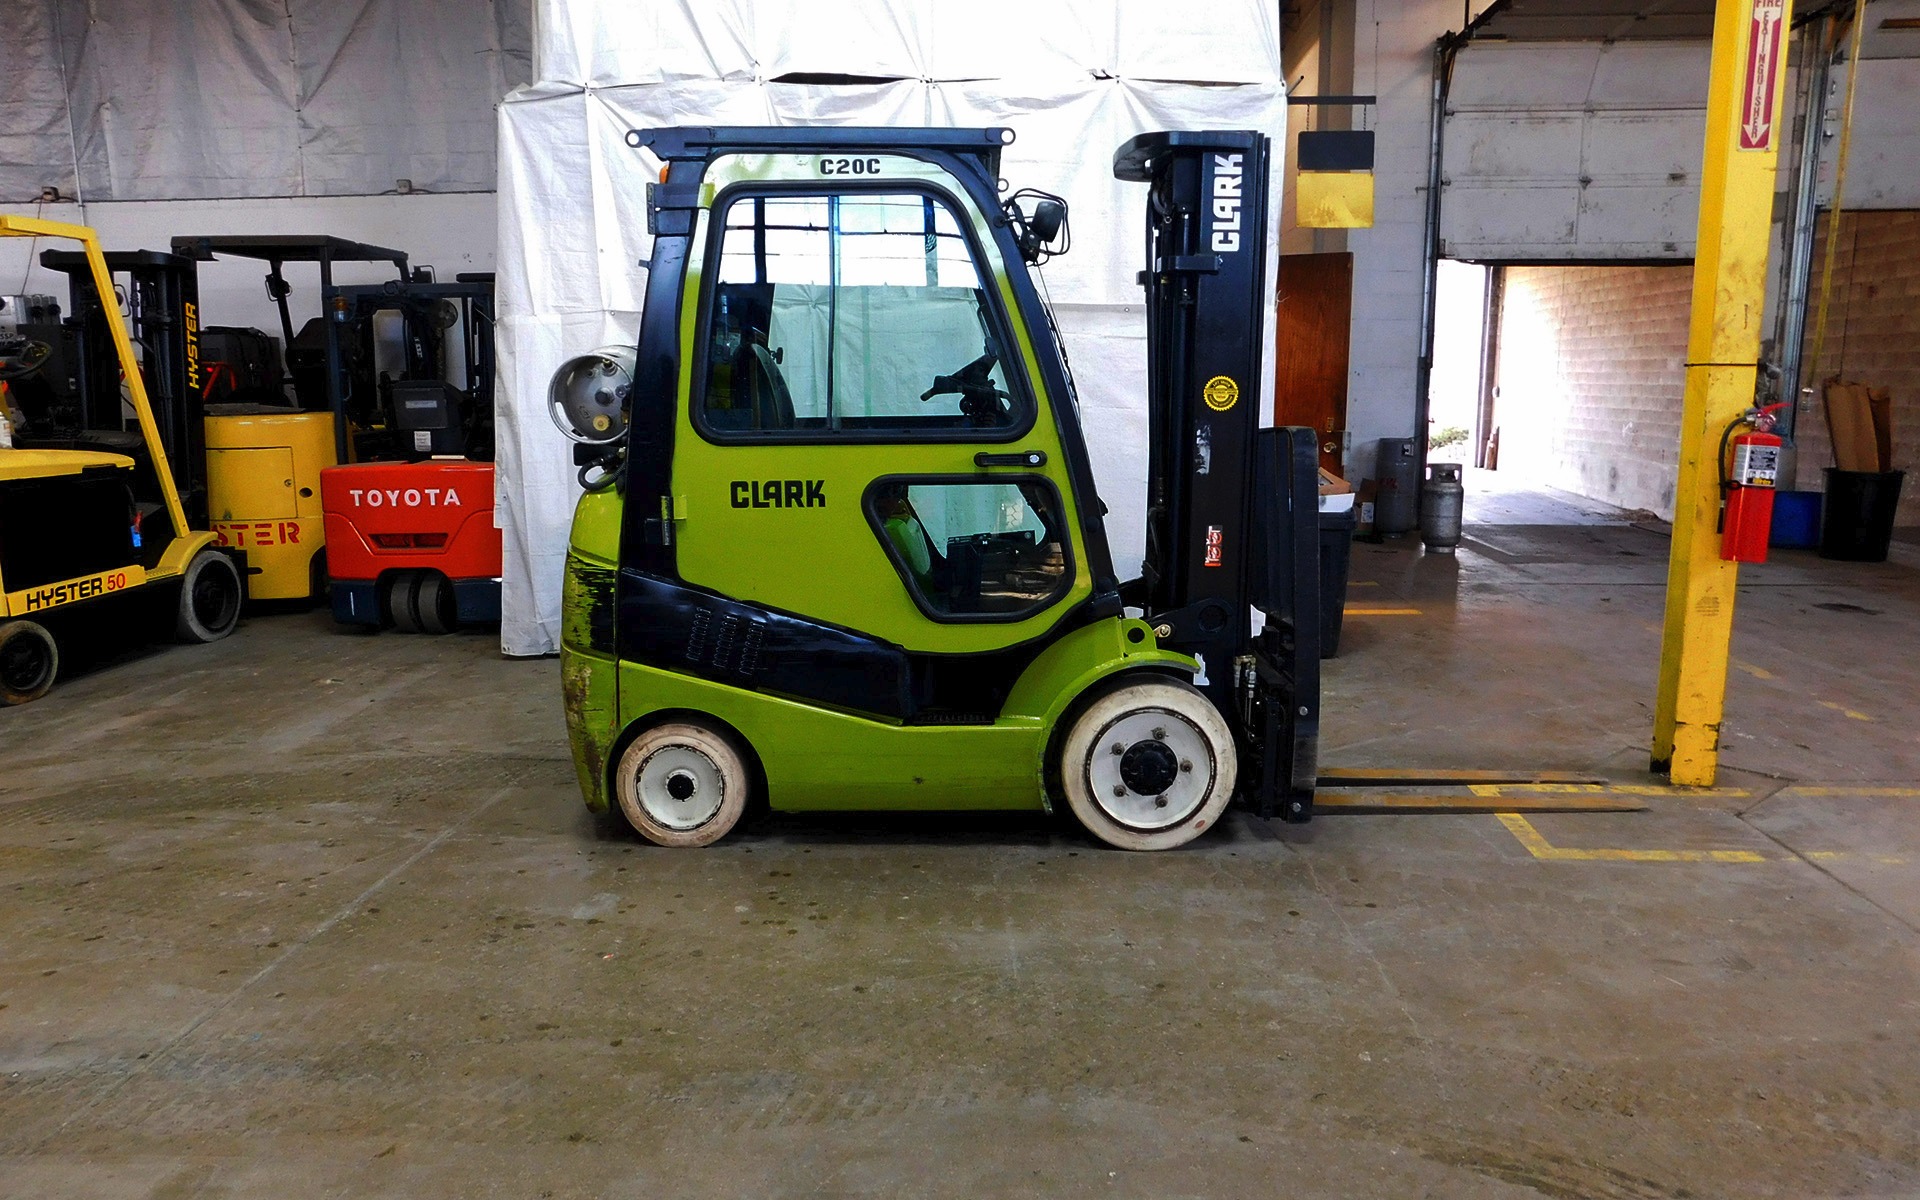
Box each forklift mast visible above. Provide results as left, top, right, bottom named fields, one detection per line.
left=37, top=248, right=207, bottom=530
left=1115, top=131, right=1320, bottom=821
left=1115, top=132, right=1270, bottom=705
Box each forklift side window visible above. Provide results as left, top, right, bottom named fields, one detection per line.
left=701, top=192, right=1025, bottom=439
left=865, top=478, right=1071, bottom=621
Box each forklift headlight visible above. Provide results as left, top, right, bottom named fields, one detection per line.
left=548, top=346, right=636, bottom=445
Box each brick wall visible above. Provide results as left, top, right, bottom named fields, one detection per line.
left=1494, top=264, right=1694, bottom=520
left=1795, top=209, right=1920, bottom=524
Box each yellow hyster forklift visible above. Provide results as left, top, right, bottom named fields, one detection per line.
left=549, top=127, right=1324, bottom=850
left=160, top=236, right=417, bottom=602
left=0, top=217, right=242, bottom=705
left=169, top=237, right=501, bottom=627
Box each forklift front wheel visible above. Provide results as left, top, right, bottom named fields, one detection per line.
left=614, top=721, right=751, bottom=848
left=175, top=551, right=243, bottom=644
left=1057, top=678, right=1237, bottom=852
left=0, top=620, right=58, bottom=705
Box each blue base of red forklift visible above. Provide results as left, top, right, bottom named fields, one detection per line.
left=330, top=576, right=500, bottom=629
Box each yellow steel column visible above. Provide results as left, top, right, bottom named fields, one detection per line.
left=1652, top=0, right=1795, bottom=784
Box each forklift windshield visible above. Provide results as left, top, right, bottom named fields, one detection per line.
left=699, top=191, right=1020, bottom=437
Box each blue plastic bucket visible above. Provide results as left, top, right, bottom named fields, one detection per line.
left=1769, top=490, right=1822, bottom=548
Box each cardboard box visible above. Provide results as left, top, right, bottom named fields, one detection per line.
left=1353, top=479, right=1378, bottom=535
left=1318, top=467, right=1352, bottom=496
left=1824, top=379, right=1885, bottom=472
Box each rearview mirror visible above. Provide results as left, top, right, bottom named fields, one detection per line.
left=1028, top=199, right=1065, bottom=244
left=1005, top=190, right=1071, bottom=265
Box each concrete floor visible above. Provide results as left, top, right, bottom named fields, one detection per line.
left=5, top=511, right=1920, bottom=1198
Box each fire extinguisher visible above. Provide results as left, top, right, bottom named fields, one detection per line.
left=1719, top=401, right=1789, bottom=564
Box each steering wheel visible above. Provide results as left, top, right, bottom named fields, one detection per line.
left=920, top=352, right=1010, bottom=422
left=0, top=338, right=52, bottom=382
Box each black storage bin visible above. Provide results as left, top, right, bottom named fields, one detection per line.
left=1319, top=503, right=1357, bottom=657
left=1820, top=468, right=1905, bottom=562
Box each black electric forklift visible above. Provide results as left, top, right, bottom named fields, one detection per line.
left=550, top=127, right=1322, bottom=850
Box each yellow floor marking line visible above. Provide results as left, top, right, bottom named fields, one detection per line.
left=1318, top=793, right=1644, bottom=814
left=1470, top=783, right=1752, bottom=799
left=1319, top=767, right=1606, bottom=785
left=1780, top=786, right=1920, bottom=797
left=1344, top=607, right=1422, bottom=616
left=1804, top=850, right=1912, bottom=864
left=1817, top=700, right=1875, bottom=722
left=1734, top=660, right=1775, bottom=680
left=1495, top=813, right=1767, bottom=863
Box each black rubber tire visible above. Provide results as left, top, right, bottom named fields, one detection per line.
left=174, top=550, right=243, bottom=643
left=0, top=620, right=58, bottom=705
left=308, top=548, right=329, bottom=604
left=416, top=572, right=455, bottom=635
left=388, top=572, right=423, bottom=634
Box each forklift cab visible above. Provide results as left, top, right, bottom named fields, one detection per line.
left=169, top=235, right=411, bottom=463
left=674, top=169, right=1100, bottom=657
left=555, top=127, right=1320, bottom=851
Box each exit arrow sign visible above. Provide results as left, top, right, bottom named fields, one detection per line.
left=1739, top=0, right=1787, bottom=150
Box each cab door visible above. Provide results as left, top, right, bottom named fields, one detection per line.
left=670, top=157, right=1091, bottom=655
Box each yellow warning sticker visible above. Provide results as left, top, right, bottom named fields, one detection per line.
left=1203, top=375, right=1239, bottom=412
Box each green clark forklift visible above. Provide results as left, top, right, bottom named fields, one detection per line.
left=547, top=127, right=1322, bottom=851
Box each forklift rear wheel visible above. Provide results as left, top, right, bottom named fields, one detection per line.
left=614, top=721, right=750, bottom=848
left=415, top=572, right=455, bottom=635
left=0, top=620, right=58, bottom=705
left=385, top=573, right=421, bottom=633
left=175, top=550, right=243, bottom=643
left=1057, top=678, right=1237, bottom=851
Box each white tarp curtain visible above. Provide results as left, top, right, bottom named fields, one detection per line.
left=0, top=0, right=531, bottom=202
left=496, top=1, right=1287, bottom=657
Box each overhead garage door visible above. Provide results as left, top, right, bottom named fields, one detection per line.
left=1440, top=40, right=1710, bottom=262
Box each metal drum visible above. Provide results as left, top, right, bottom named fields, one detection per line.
left=1420, top=462, right=1465, bottom=551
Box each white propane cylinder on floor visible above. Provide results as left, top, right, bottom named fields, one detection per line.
left=1421, top=462, right=1465, bottom=552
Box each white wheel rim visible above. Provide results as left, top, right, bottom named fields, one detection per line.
left=1082, top=707, right=1215, bottom=832
left=635, top=744, right=726, bottom=831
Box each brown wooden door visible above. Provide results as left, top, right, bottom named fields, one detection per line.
left=1274, top=252, right=1353, bottom=475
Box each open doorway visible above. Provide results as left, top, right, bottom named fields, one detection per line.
left=1487, top=263, right=1693, bottom=521
left=1428, top=259, right=1489, bottom=467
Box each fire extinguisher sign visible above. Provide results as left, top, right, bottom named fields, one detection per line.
left=1738, top=0, right=1786, bottom=152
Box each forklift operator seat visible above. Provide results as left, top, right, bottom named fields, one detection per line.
left=747, top=341, right=796, bottom=430
left=879, top=493, right=947, bottom=595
